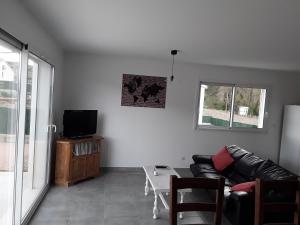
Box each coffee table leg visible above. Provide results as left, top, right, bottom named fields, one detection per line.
left=153, top=192, right=159, bottom=219
left=179, top=192, right=185, bottom=219
left=145, top=176, right=149, bottom=196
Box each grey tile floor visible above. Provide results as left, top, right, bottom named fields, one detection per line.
left=28, top=169, right=231, bottom=225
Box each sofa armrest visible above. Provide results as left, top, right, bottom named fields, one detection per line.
left=224, top=191, right=254, bottom=225
left=192, top=155, right=212, bottom=164
left=230, top=191, right=251, bottom=202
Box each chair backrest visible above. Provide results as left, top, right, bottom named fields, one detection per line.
left=255, top=178, right=300, bottom=225
left=169, top=175, right=225, bottom=225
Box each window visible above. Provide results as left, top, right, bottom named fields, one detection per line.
left=196, top=82, right=268, bottom=130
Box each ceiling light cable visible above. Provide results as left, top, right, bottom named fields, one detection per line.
left=170, top=49, right=178, bottom=82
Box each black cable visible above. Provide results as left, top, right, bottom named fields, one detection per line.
left=171, top=54, right=175, bottom=81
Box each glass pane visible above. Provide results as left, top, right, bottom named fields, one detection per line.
left=0, top=39, right=20, bottom=224
left=198, top=84, right=232, bottom=127
left=232, top=87, right=267, bottom=128
left=21, top=55, right=52, bottom=218
left=33, top=59, right=51, bottom=188
left=21, top=56, right=38, bottom=217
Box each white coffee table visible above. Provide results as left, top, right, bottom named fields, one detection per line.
left=143, top=166, right=192, bottom=219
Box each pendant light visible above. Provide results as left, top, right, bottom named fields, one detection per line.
left=170, top=50, right=178, bottom=82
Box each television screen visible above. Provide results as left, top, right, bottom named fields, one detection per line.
left=63, top=110, right=97, bottom=138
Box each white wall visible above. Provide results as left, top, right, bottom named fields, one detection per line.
left=0, top=0, right=64, bottom=127
left=63, top=52, right=300, bottom=168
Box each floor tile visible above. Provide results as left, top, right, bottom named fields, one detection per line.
left=104, top=216, right=140, bottom=225
left=28, top=170, right=232, bottom=225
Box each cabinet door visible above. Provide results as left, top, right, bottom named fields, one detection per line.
left=86, top=153, right=100, bottom=177
left=70, top=156, right=86, bottom=181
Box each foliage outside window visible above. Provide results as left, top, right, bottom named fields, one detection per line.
left=197, top=82, right=268, bottom=130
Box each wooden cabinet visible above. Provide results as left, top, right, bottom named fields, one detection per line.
left=55, top=136, right=103, bottom=187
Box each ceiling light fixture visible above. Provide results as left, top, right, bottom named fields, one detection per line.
left=170, top=49, right=179, bottom=82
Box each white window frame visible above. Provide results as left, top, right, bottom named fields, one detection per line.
left=194, top=81, right=271, bottom=132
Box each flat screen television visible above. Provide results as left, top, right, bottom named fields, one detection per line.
left=63, top=110, right=97, bottom=138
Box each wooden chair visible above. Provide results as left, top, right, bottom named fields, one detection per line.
left=169, top=175, right=225, bottom=225
left=255, top=178, right=300, bottom=225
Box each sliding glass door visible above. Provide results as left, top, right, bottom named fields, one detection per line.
left=0, top=36, right=21, bottom=225
left=0, top=29, right=54, bottom=225
left=21, top=55, right=53, bottom=219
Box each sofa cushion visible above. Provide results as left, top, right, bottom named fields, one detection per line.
left=255, top=159, right=297, bottom=181
left=212, top=146, right=234, bottom=171
left=227, top=145, right=251, bottom=161
left=227, top=171, right=248, bottom=184
left=231, top=181, right=256, bottom=193
left=234, top=153, right=264, bottom=180
left=190, top=163, right=218, bottom=177
left=197, top=172, right=233, bottom=187
left=190, top=163, right=233, bottom=186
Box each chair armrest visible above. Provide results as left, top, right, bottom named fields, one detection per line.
left=192, top=155, right=212, bottom=164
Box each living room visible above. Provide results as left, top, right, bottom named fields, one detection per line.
left=1, top=1, right=300, bottom=225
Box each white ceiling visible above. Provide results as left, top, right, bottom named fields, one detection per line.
left=21, top=0, right=300, bottom=71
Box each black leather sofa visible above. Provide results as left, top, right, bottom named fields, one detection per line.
left=190, top=145, right=297, bottom=225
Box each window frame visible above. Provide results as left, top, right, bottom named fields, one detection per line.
left=194, top=81, right=271, bottom=132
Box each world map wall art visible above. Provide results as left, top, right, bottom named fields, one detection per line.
left=121, top=74, right=167, bottom=108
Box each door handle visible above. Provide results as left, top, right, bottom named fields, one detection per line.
left=48, top=124, right=57, bottom=133
left=52, top=124, right=57, bottom=133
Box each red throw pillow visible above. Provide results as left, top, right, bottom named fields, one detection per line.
left=212, top=146, right=234, bottom=171
left=231, top=181, right=256, bottom=192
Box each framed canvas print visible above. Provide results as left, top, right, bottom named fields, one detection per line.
left=121, top=74, right=167, bottom=108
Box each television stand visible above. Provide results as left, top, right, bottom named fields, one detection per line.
left=55, top=135, right=103, bottom=187
left=68, top=135, right=93, bottom=140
